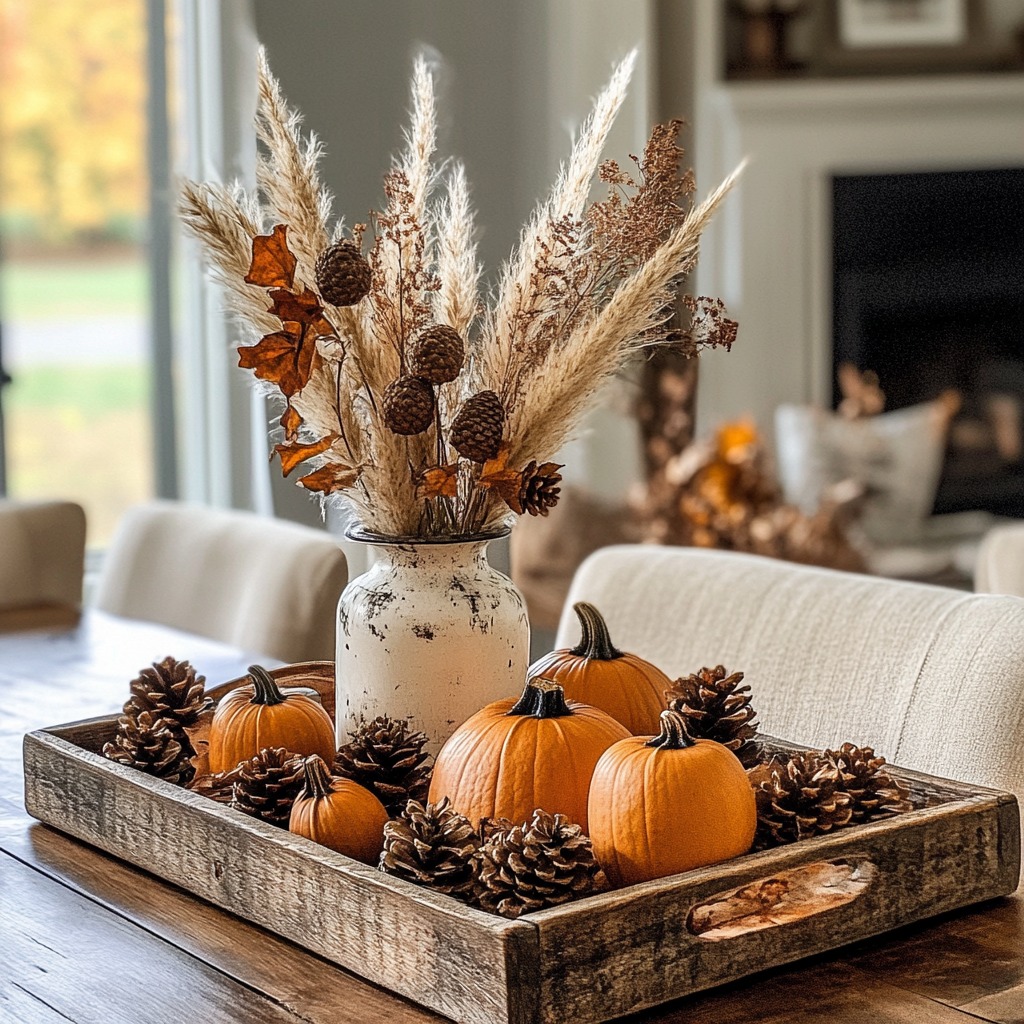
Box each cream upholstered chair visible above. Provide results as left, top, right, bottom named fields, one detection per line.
left=0, top=499, right=87, bottom=631
left=93, top=501, right=348, bottom=663
left=975, top=522, right=1024, bottom=598
left=557, top=545, right=1024, bottom=865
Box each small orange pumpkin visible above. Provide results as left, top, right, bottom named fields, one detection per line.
left=587, top=709, right=755, bottom=888
left=208, top=664, right=336, bottom=773
left=427, top=677, right=629, bottom=831
left=288, top=755, right=389, bottom=864
left=528, top=602, right=669, bottom=734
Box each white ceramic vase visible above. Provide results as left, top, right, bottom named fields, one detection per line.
left=335, top=531, right=530, bottom=753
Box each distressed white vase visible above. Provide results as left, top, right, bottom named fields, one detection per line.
left=335, top=531, right=530, bottom=753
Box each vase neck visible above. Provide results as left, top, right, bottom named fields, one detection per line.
left=355, top=536, right=495, bottom=572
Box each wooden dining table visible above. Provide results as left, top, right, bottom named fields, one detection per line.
left=1, top=610, right=1022, bottom=1024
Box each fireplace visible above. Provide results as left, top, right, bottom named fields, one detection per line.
left=832, top=168, right=1024, bottom=517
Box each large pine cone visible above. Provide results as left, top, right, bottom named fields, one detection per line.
left=474, top=809, right=600, bottom=918
left=334, top=716, right=432, bottom=816
left=750, top=752, right=853, bottom=848
left=315, top=241, right=371, bottom=306
left=231, top=747, right=306, bottom=827
left=408, top=325, right=464, bottom=385
left=823, top=743, right=914, bottom=823
left=124, top=656, right=207, bottom=732
left=666, top=665, right=759, bottom=767
left=450, top=390, right=504, bottom=462
left=380, top=798, right=479, bottom=902
left=102, top=711, right=193, bottom=786
left=383, top=376, right=435, bottom=435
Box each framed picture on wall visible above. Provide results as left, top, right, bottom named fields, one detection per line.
left=815, top=0, right=1003, bottom=74
left=838, top=0, right=967, bottom=48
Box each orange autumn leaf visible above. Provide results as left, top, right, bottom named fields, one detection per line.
left=297, top=462, right=362, bottom=494
left=478, top=446, right=526, bottom=513
left=274, top=434, right=339, bottom=477
left=416, top=463, right=460, bottom=500
left=280, top=402, right=302, bottom=441
left=237, top=321, right=317, bottom=398
left=244, top=224, right=297, bottom=289
left=268, top=288, right=335, bottom=339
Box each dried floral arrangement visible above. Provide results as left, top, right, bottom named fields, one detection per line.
left=179, top=49, right=740, bottom=539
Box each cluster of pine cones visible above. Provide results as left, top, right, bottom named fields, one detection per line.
left=381, top=801, right=602, bottom=920
left=102, top=657, right=209, bottom=785
left=316, top=241, right=506, bottom=457
left=667, top=663, right=915, bottom=848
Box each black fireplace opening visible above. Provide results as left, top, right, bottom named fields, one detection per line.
left=832, top=168, right=1024, bottom=517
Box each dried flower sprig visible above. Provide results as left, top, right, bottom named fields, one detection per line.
left=179, top=48, right=740, bottom=540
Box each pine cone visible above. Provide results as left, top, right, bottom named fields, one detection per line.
left=516, top=461, right=563, bottom=517
left=474, top=809, right=600, bottom=919
left=102, top=711, right=193, bottom=785
left=231, top=747, right=306, bottom=827
left=383, top=376, right=435, bottom=435
left=408, top=325, right=464, bottom=385
left=334, top=716, right=433, bottom=816
left=450, top=390, right=504, bottom=462
left=189, top=765, right=243, bottom=804
left=824, top=743, right=914, bottom=823
left=666, top=665, right=759, bottom=768
left=380, top=798, right=479, bottom=902
left=315, top=241, right=371, bottom=306
left=124, top=656, right=208, bottom=731
left=750, top=752, right=853, bottom=848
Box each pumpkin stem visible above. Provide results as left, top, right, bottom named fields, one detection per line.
left=301, top=755, right=335, bottom=800
left=507, top=677, right=573, bottom=718
left=569, top=602, right=623, bottom=661
left=248, top=664, right=288, bottom=706
left=645, top=709, right=697, bottom=750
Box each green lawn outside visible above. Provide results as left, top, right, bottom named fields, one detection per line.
left=0, top=259, right=147, bottom=320
left=9, top=363, right=150, bottom=416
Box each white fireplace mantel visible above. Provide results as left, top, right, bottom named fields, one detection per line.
left=693, top=72, right=1024, bottom=434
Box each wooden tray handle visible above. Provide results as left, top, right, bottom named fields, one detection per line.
left=686, top=858, right=877, bottom=940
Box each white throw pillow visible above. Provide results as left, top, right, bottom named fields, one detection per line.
left=775, top=402, right=949, bottom=545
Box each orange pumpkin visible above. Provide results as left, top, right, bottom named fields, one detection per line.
left=208, top=664, right=336, bottom=773
left=288, top=755, right=389, bottom=864
left=427, top=677, right=629, bottom=831
left=587, top=709, right=755, bottom=888
left=528, top=602, right=669, bottom=734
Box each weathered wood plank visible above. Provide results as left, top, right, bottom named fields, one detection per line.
left=0, top=849, right=314, bottom=1024
left=651, top=961, right=995, bottom=1023
left=23, top=728, right=536, bottom=1024
left=529, top=794, right=1019, bottom=1023
left=1, top=817, right=442, bottom=1024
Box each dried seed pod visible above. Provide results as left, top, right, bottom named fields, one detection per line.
left=451, top=390, right=504, bottom=462
left=408, top=325, right=465, bottom=385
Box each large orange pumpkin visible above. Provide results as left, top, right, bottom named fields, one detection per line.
left=288, top=755, right=389, bottom=864
left=427, top=677, right=629, bottom=831
left=208, top=664, right=336, bottom=773
left=587, top=709, right=755, bottom=888
left=528, top=602, right=669, bottom=734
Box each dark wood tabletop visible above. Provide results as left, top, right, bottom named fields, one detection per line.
left=1, top=612, right=1022, bottom=1024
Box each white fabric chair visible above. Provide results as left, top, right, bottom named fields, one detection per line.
left=0, top=499, right=87, bottom=630
left=93, top=501, right=347, bottom=663
left=557, top=545, right=1024, bottom=858
left=975, top=522, right=1024, bottom=598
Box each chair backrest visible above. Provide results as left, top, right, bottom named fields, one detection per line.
left=975, top=522, right=1024, bottom=598
left=93, top=501, right=347, bottom=663
left=0, top=499, right=86, bottom=629
left=557, top=545, right=1024, bottom=811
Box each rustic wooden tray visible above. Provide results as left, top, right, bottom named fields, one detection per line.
left=23, top=662, right=1021, bottom=1024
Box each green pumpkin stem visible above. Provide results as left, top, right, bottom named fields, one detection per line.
left=570, top=602, right=623, bottom=661
left=646, top=709, right=697, bottom=750
left=301, top=755, right=334, bottom=800
left=507, top=677, right=573, bottom=718
left=248, top=664, right=288, bottom=706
